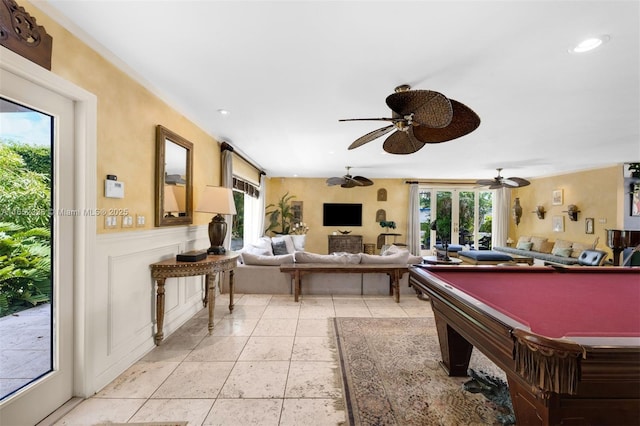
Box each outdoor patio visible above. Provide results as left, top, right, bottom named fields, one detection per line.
left=0, top=303, right=51, bottom=400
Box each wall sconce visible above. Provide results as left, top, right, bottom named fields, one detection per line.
left=532, top=205, right=546, bottom=219
left=512, top=197, right=523, bottom=226
left=563, top=204, right=580, bottom=221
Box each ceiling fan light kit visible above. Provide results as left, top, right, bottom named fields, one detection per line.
left=340, top=85, right=480, bottom=155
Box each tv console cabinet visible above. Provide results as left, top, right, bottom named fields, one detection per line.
left=328, top=234, right=363, bottom=254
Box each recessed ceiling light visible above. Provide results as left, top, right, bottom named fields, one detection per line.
left=570, top=35, right=610, bottom=53
left=217, top=109, right=230, bottom=116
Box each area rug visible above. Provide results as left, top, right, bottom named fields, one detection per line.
left=334, top=317, right=511, bottom=426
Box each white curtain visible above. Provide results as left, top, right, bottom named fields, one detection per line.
left=492, top=187, right=510, bottom=247
left=221, top=149, right=233, bottom=250
left=258, top=174, right=266, bottom=237
left=407, top=183, right=420, bottom=255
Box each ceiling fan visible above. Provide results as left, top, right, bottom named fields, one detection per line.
left=326, top=166, right=374, bottom=188
left=476, top=168, right=531, bottom=189
left=339, top=84, right=481, bottom=154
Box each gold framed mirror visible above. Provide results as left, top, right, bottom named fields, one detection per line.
left=155, top=125, right=193, bottom=226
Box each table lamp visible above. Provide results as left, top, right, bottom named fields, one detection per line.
left=196, top=186, right=237, bottom=254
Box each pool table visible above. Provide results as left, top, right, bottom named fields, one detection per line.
left=409, top=265, right=640, bottom=425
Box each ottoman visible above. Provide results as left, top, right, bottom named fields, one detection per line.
left=458, top=250, right=514, bottom=265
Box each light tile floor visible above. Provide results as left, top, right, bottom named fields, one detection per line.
left=51, top=293, right=433, bottom=425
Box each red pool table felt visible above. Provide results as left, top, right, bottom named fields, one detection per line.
left=426, top=268, right=640, bottom=339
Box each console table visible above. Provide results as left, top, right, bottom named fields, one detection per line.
left=328, top=234, right=362, bottom=253
left=150, top=253, right=238, bottom=345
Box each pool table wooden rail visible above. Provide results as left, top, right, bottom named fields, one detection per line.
left=408, top=265, right=640, bottom=426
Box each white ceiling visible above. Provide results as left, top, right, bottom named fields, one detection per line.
left=36, top=0, right=639, bottom=182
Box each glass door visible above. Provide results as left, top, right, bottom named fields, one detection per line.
left=0, top=69, right=75, bottom=425
left=419, top=187, right=493, bottom=254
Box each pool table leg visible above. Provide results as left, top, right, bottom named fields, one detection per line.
left=434, top=316, right=473, bottom=376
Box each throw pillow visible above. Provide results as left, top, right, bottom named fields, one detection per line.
left=551, top=246, right=572, bottom=258
left=272, top=235, right=295, bottom=254
left=529, top=236, right=548, bottom=252
left=517, top=236, right=531, bottom=245
left=516, top=241, right=534, bottom=251
left=571, top=242, right=594, bottom=258
left=539, top=241, right=555, bottom=254
left=241, top=252, right=294, bottom=266
left=291, top=235, right=306, bottom=251
left=272, top=240, right=289, bottom=255
left=554, top=239, right=573, bottom=249
left=245, top=236, right=273, bottom=256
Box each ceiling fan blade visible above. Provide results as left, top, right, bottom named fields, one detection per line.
left=412, top=99, right=480, bottom=143
left=348, top=125, right=395, bottom=150
left=339, top=117, right=399, bottom=122
left=382, top=129, right=426, bottom=154
left=475, top=179, right=498, bottom=186
left=341, top=180, right=359, bottom=188
left=353, top=176, right=374, bottom=186
left=326, top=177, right=346, bottom=186
left=386, top=90, right=452, bottom=128
left=504, top=177, right=531, bottom=187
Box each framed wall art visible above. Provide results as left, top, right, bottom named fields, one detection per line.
left=585, top=217, right=594, bottom=234
left=552, top=215, right=564, bottom=232
left=552, top=189, right=563, bottom=206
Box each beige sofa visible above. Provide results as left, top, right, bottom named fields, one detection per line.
left=222, top=240, right=422, bottom=296
left=494, top=235, right=601, bottom=266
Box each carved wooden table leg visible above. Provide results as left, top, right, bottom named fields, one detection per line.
left=203, top=277, right=209, bottom=307
left=228, top=270, right=235, bottom=312
left=207, top=273, right=215, bottom=334
left=154, top=278, right=166, bottom=345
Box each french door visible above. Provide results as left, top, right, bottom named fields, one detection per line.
left=419, top=187, right=493, bottom=254
left=0, top=69, right=75, bottom=425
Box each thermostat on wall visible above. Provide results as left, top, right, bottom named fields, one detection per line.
left=105, top=179, right=125, bottom=198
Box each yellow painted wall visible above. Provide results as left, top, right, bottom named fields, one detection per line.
left=266, top=178, right=409, bottom=254
left=23, top=3, right=630, bottom=248
left=27, top=1, right=221, bottom=233
left=509, top=165, right=621, bottom=258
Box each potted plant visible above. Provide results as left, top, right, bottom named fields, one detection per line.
left=264, top=192, right=296, bottom=235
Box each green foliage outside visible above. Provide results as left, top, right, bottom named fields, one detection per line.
left=0, top=223, right=51, bottom=316
left=0, top=140, right=52, bottom=317
left=0, top=141, right=51, bottom=228
left=264, top=192, right=296, bottom=235
left=420, top=190, right=493, bottom=248
left=231, top=190, right=244, bottom=239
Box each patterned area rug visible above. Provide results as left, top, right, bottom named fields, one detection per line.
left=334, top=317, right=510, bottom=426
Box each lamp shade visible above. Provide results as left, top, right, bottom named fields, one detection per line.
left=196, top=186, right=236, bottom=255
left=196, top=186, right=237, bottom=215
left=163, top=185, right=180, bottom=214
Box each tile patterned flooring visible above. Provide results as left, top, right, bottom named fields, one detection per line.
left=52, top=293, right=433, bottom=425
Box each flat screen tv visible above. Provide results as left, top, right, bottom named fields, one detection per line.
left=323, top=203, right=362, bottom=227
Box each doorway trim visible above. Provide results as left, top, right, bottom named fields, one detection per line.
left=1, top=47, right=97, bottom=398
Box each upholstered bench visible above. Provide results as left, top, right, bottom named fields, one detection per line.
left=458, top=250, right=514, bottom=265
left=434, top=244, right=464, bottom=258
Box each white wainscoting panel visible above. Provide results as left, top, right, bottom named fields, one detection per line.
left=91, top=225, right=209, bottom=393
